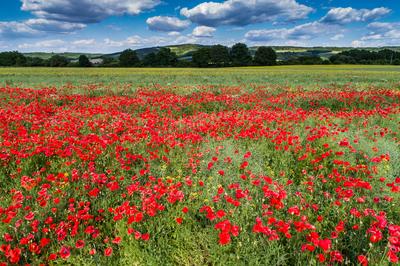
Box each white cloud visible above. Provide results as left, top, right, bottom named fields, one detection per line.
left=21, top=0, right=161, bottom=23
left=1, top=0, right=159, bottom=38
left=0, top=19, right=85, bottom=38
left=245, top=21, right=334, bottom=42
left=0, top=21, right=38, bottom=37
left=26, top=19, right=86, bottom=32
left=146, top=16, right=191, bottom=32
left=361, top=22, right=400, bottom=43
left=72, top=39, right=96, bottom=46
left=104, top=35, right=168, bottom=48
left=181, top=0, right=313, bottom=27
left=367, top=22, right=399, bottom=33
left=331, top=34, right=344, bottom=41
left=351, top=22, right=400, bottom=47
left=168, top=31, right=181, bottom=37
left=18, top=39, right=67, bottom=51
left=192, top=26, right=216, bottom=38
left=351, top=40, right=366, bottom=47
left=104, top=35, right=175, bottom=49
left=320, top=7, right=390, bottom=25
left=244, top=6, right=391, bottom=45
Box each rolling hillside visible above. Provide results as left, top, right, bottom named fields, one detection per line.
left=23, top=45, right=400, bottom=62
left=23, top=52, right=103, bottom=60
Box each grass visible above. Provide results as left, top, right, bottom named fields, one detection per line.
left=1, top=65, right=400, bottom=90
left=0, top=66, right=399, bottom=265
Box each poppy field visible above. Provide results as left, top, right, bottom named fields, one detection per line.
left=0, top=66, right=400, bottom=265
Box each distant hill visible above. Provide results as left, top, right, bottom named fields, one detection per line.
left=105, top=44, right=208, bottom=60
left=23, top=52, right=104, bottom=60
left=23, top=45, right=400, bottom=62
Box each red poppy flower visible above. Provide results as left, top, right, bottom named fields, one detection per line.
left=104, top=247, right=113, bottom=257
left=76, top=240, right=85, bottom=249
left=59, top=246, right=71, bottom=259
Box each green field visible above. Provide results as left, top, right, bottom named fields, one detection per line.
left=1, top=65, right=400, bottom=92
left=0, top=65, right=400, bottom=265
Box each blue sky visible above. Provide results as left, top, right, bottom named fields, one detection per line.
left=0, top=0, right=399, bottom=53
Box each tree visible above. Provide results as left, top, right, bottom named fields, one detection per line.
left=25, top=57, right=45, bottom=67
left=295, top=56, right=324, bottom=65
left=155, top=48, right=178, bottom=67
left=330, top=49, right=400, bottom=65
left=78, top=55, right=92, bottom=67
left=119, top=49, right=140, bottom=67
left=0, top=51, right=27, bottom=66
left=192, top=48, right=211, bottom=67
left=142, top=52, right=157, bottom=67
left=254, top=47, right=277, bottom=66
left=210, top=45, right=230, bottom=67
left=48, top=55, right=69, bottom=67
left=230, top=43, right=252, bottom=66
left=100, top=56, right=118, bottom=67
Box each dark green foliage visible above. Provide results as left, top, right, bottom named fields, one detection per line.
left=284, top=56, right=326, bottom=65
left=0, top=51, right=27, bottom=66
left=330, top=49, right=400, bottom=65
left=254, top=47, right=277, bottom=66
left=210, top=45, right=230, bottom=67
left=78, top=55, right=92, bottom=67
left=230, top=43, right=252, bottom=66
left=142, top=53, right=157, bottom=67
left=25, top=57, right=45, bottom=67
left=100, top=56, right=119, bottom=67
left=119, top=49, right=140, bottom=67
left=155, top=48, right=178, bottom=67
left=192, top=48, right=211, bottom=67
left=48, top=55, right=69, bottom=67
left=1, top=45, right=400, bottom=68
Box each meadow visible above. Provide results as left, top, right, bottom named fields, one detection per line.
left=0, top=66, right=399, bottom=265
left=1, top=65, right=400, bottom=90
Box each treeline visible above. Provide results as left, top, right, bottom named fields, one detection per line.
left=1, top=44, right=399, bottom=67
left=0, top=52, right=92, bottom=67
left=329, top=49, right=400, bottom=65
left=0, top=44, right=277, bottom=68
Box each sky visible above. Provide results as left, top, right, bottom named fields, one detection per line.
left=0, top=0, right=399, bottom=53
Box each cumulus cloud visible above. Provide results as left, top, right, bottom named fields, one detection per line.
left=168, top=31, right=181, bottom=37
left=181, top=0, right=313, bottom=27
left=17, top=38, right=98, bottom=52
left=331, top=34, right=344, bottom=41
left=320, top=7, right=390, bottom=25
left=192, top=26, right=216, bottom=38
left=25, top=19, right=86, bottom=33
left=351, top=40, right=366, bottom=48
left=18, top=39, right=66, bottom=50
left=104, top=36, right=143, bottom=48
left=245, top=6, right=391, bottom=44
left=104, top=35, right=168, bottom=48
left=245, top=21, right=333, bottom=42
left=367, top=22, right=399, bottom=32
left=0, top=21, right=37, bottom=38
left=146, top=16, right=191, bottom=32
left=361, top=22, right=400, bottom=43
left=0, top=19, right=85, bottom=38
left=72, top=39, right=96, bottom=46
left=350, top=21, right=400, bottom=47
left=21, top=0, right=161, bottom=23
left=1, top=0, right=160, bottom=38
